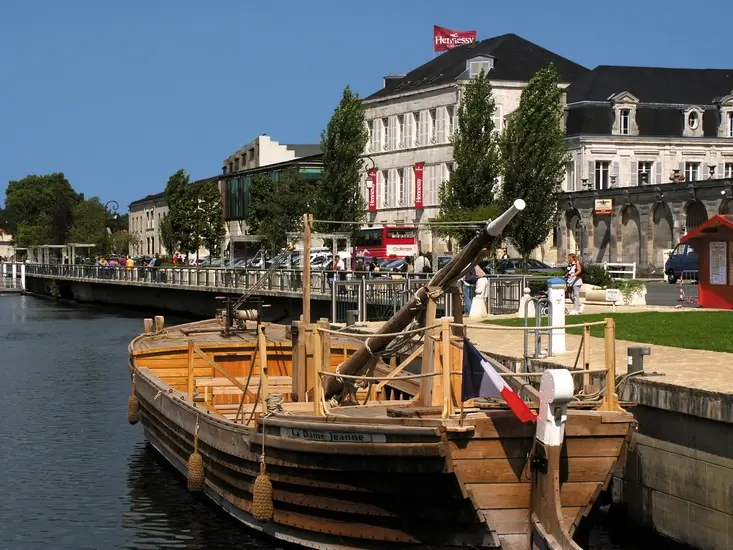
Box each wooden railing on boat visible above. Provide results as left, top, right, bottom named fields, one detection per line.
left=311, top=316, right=623, bottom=419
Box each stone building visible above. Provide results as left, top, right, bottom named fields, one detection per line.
left=222, top=135, right=321, bottom=175
left=360, top=33, right=588, bottom=252
left=557, top=66, right=733, bottom=269
left=127, top=178, right=218, bottom=259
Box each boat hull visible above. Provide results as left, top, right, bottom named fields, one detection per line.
left=131, top=361, right=633, bottom=550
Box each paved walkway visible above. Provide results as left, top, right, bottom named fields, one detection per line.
left=468, top=309, right=733, bottom=395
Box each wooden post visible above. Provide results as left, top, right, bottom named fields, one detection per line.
left=303, top=213, right=312, bottom=326
left=583, top=325, right=591, bottom=392
left=319, top=317, right=331, bottom=373
left=441, top=317, right=453, bottom=418
left=258, top=325, right=269, bottom=416
left=312, top=325, right=325, bottom=416
left=600, top=317, right=621, bottom=411
left=419, top=291, right=439, bottom=407
left=187, top=340, right=195, bottom=401
left=154, top=315, right=165, bottom=332
left=143, top=318, right=153, bottom=334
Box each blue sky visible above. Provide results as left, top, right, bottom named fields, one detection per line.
left=2, top=0, right=732, bottom=212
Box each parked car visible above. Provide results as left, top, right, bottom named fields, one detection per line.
left=664, top=243, right=698, bottom=283
left=478, top=257, right=553, bottom=274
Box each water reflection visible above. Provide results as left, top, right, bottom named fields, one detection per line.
left=124, top=442, right=275, bottom=550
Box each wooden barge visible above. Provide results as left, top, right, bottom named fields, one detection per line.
left=127, top=202, right=635, bottom=550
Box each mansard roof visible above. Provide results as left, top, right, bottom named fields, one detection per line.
left=567, top=65, right=733, bottom=105
left=366, top=33, right=588, bottom=100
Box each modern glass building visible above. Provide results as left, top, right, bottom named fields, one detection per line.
left=221, top=154, right=324, bottom=221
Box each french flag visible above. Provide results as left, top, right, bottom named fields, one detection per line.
left=462, top=338, right=537, bottom=423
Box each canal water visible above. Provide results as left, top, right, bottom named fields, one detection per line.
left=0, top=296, right=692, bottom=550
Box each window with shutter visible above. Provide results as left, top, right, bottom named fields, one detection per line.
left=418, top=111, right=429, bottom=145
left=382, top=118, right=389, bottom=151
left=726, top=163, right=733, bottom=178
left=404, top=113, right=415, bottom=147
left=728, top=112, right=733, bottom=137
left=594, top=161, right=610, bottom=190
left=396, top=115, right=404, bottom=148
left=492, top=105, right=503, bottom=134
left=587, top=161, right=594, bottom=189
left=372, top=119, right=382, bottom=152
left=436, top=108, right=446, bottom=143
left=396, top=169, right=404, bottom=206
left=388, top=117, right=398, bottom=150
left=378, top=171, right=386, bottom=208
left=565, top=162, right=575, bottom=191
left=446, top=106, right=454, bottom=138
left=365, top=121, right=372, bottom=152
left=685, top=162, right=700, bottom=182
left=404, top=167, right=413, bottom=206
left=637, top=162, right=654, bottom=185
left=428, top=109, right=437, bottom=142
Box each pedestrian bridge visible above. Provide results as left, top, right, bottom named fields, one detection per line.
left=15, top=263, right=450, bottom=323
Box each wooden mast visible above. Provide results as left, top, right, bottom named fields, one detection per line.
left=324, top=199, right=526, bottom=401
left=302, top=213, right=312, bottom=326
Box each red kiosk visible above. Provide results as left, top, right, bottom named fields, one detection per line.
left=680, top=215, right=733, bottom=309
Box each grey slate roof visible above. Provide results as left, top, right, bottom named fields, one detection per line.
left=366, top=33, right=588, bottom=100
left=567, top=65, right=733, bottom=105
left=285, top=144, right=322, bottom=158
left=566, top=65, right=733, bottom=137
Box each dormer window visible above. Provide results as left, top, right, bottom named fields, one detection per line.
left=619, top=109, right=630, bottom=135
left=610, top=92, right=639, bottom=136
left=728, top=112, right=733, bottom=137
left=682, top=106, right=704, bottom=137
left=467, top=57, right=494, bottom=79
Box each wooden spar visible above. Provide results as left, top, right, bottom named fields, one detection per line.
left=303, top=213, right=312, bottom=326
left=324, top=199, right=526, bottom=401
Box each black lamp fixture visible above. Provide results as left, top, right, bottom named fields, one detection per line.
left=105, top=200, right=119, bottom=220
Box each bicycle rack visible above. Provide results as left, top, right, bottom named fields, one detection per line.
left=523, top=297, right=552, bottom=369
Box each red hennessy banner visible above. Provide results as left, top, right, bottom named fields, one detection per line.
left=434, top=25, right=477, bottom=52
left=367, top=168, right=377, bottom=212
left=413, top=163, right=424, bottom=209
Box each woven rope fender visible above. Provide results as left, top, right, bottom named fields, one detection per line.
left=252, top=459, right=274, bottom=521
left=252, top=414, right=273, bottom=521
left=127, top=374, right=140, bottom=425
left=187, top=419, right=205, bottom=492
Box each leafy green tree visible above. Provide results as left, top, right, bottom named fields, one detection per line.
left=164, top=169, right=199, bottom=254
left=500, top=64, right=567, bottom=260
left=315, top=85, right=368, bottom=234
left=4, top=173, right=81, bottom=246
left=248, top=169, right=315, bottom=250
left=196, top=179, right=226, bottom=257
left=67, top=197, right=108, bottom=248
left=435, top=70, right=502, bottom=246
left=158, top=213, right=178, bottom=257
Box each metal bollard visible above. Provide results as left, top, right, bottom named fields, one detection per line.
left=627, top=346, right=651, bottom=375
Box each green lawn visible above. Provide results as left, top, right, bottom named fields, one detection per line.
left=485, top=311, right=733, bottom=354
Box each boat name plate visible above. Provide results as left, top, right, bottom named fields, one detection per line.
left=279, top=427, right=387, bottom=443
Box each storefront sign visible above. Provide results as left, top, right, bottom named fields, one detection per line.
left=594, top=199, right=613, bottom=215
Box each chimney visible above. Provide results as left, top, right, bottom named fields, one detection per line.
left=383, top=74, right=405, bottom=89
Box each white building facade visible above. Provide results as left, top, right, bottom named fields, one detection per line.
left=360, top=34, right=588, bottom=253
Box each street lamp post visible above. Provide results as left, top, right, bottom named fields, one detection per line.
left=103, top=200, right=120, bottom=255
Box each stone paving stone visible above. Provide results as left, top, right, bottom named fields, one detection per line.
left=466, top=320, right=733, bottom=395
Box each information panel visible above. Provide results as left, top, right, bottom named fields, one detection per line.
left=709, top=241, right=727, bottom=285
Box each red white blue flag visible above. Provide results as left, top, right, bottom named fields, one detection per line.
left=462, top=338, right=537, bottom=423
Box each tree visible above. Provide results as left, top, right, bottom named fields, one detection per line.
left=435, top=70, right=502, bottom=246
left=67, top=197, right=108, bottom=248
left=499, top=64, right=568, bottom=260
left=196, top=179, right=226, bottom=257
left=315, top=85, right=368, bottom=235
left=158, top=213, right=178, bottom=257
left=4, top=173, right=81, bottom=246
left=248, top=169, right=315, bottom=250
left=164, top=169, right=198, bottom=255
